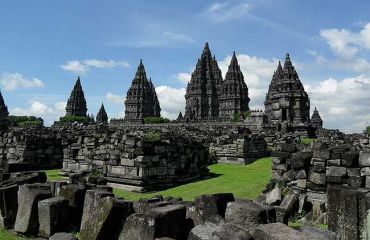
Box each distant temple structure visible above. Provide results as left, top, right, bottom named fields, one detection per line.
left=264, top=54, right=310, bottom=129
left=219, top=52, right=250, bottom=119
left=124, top=60, right=161, bottom=123
left=184, top=43, right=250, bottom=121
left=65, top=77, right=87, bottom=117
left=96, top=103, right=108, bottom=124
left=311, top=107, right=323, bottom=130
left=0, top=90, right=9, bottom=122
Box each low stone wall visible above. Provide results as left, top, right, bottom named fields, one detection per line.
left=62, top=127, right=209, bottom=191
left=210, top=134, right=267, bottom=164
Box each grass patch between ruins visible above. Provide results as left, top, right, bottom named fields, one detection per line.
left=45, top=169, right=66, bottom=181
left=0, top=229, right=29, bottom=240
left=301, top=138, right=317, bottom=145
left=113, top=157, right=272, bottom=201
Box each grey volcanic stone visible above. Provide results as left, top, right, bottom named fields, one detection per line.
left=308, top=171, right=326, bottom=185
left=326, top=166, right=347, bottom=177
left=187, top=222, right=218, bottom=240
left=49, top=232, right=78, bottom=240
left=80, top=196, right=134, bottom=240
left=59, top=184, right=87, bottom=228
left=38, top=196, right=70, bottom=238
left=253, top=223, right=310, bottom=239
left=299, top=225, right=336, bottom=240
left=225, top=201, right=271, bottom=231
left=119, top=213, right=155, bottom=240
left=192, top=193, right=234, bottom=225
left=266, top=186, right=282, bottom=205
left=212, top=223, right=252, bottom=240
left=360, top=151, right=370, bottom=166
left=145, top=204, right=188, bottom=240
left=0, top=184, right=18, bottom=229
left=14, top=183, right=52, bottom=234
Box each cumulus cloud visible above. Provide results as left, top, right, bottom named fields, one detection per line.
left=61, top=59, right=130, bottom=75
left=306, top=75, right=370, bottom=133
left=10, top=100, right=67, bottom=126
left=0, top=73, right=45, bottom=91
left=155, top=86, right=186, bottom=119
left=320, top=23, right=370, bottom=59
left=176, top=72, right=191, bottom=84
left=202, top=1, right=250, bottom=23
left=105, top=92, right=123, bottom=104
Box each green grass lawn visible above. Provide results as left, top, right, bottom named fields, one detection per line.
left=113, top=157, right=272, bottom=201
left=0, top=229, right=29, bottom=240
left=45, top=169, right=66, bottom=181
left=301, top=138, right=317, bottom=145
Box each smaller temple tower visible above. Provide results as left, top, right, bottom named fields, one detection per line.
left=0, top=90, right=9, bottom=121
left=219, top=52, right=250, bottom=119
left=311, top=107, right=323, bottom=129
left=65, top=77, right=87, bottom=117
left=96, top=103, right=108, bottom=124
left=124, top=60, right=161, bottom=123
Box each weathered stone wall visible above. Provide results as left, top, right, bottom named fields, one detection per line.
left=0, top=128, right=63, bottom=170
left=61, top=127, right=210, bottom=191
left=270, top=135, right=370, bottom=203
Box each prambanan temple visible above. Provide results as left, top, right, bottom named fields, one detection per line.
left=61, top=42, right=322, bottom=137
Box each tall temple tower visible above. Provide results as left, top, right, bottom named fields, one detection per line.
left=65, top=77, right=87, bottom=117
left=184, top=42, right=222, bottom=121
left=124, top=60, right=161, bottom=123
left=219, top=52, right=250, bottom=119
left=0, top=90, right=9, bottom=121
left=311, top=107, right=323, bottom=129
left=96, top=103, right=108, bottom=124
left=264, top=54, right=310, bottom=125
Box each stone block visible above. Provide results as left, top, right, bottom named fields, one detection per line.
left=347, top=168, right=360, bottom=177
left=280, top=193, right=299, bottom=217
left=145, top=204, right=188, bottom=240
left=192, top=193, right=234, bottom=224
left=360, top=151, right=370, bottom=167
left=278, top=144, right=296, bottom=153
left=118, top=213, right=155, bottom=240
left=266, top=186, right=282, bottom=205
left=342, top=151, right=359, bottom=167
left=308, top=171, right=326, bottom=185
left=49, top=232, right=78, bottom=240
left=299, top=225, right=336, bottom=240
left=187, top=222, right=218, bottom=240
left=38, top=196, right=70, bottom=238
left=361, top=167, right=370, bottom=176
left=59, top=184, right=87, bottom=228
left=14, top=183, right=52, bottom=234
left=0, top=184, right=19, bottom=229
left=80, top=196, right=134, bottom=240
left=327, top=159, right=341, bottom=166
left=297, top=179, right=307, bottom=189
left=313, top=149, right=330, bottom=160
left=295, top=170, right=306, bottom=179
left=212, top=223, right=252, bottom=240
left=326, top=166, right=347, bottom=177
left=225, top=201, right=273, bottom=231
left=253, top=222, right=309, bottom=240
left=348, top=176, right=364, bottom=188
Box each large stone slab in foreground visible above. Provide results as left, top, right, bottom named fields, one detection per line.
left=14, top=183, right=52, bottom=234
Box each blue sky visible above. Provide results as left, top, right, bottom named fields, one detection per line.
left=0, top=0, right=369, bottom=132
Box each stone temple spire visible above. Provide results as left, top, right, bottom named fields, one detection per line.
left=65, top=76, right=87, bottom=117
left=0, top=90, right=9, bottom=121
left=311, top=107, right=323, bottom=129
left=184, top=42, right=221, bottom=121
left=96, top=103, right=108, bottom=124
left=264, top=53, right=310, bottom=125
left=124, top=60, right=161, bottom=123
left=219, top=51, right=250, bottom=119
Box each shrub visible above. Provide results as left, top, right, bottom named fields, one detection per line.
left=59, top=115, right=90, bottom=124
left=144, top=132, right=161, bottom=142
left=365, top=126, right=370, bottom=134
left=231, top=111, right=251, bottom=122
left=144, top=116, right=170, bottom=124
left=7, top=115, right=44, bottom=127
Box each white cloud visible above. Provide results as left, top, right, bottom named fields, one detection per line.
left=105, top=92, right=123, bottom=104
left=306, top=75, right=370, bottom=133
left=177, top=72, right=191, bottom=84
left=320, top=22, right=370, bottom=60
left=202, top=1, right=250, bottom=23
left=0, top=73, right=45, bottom=91
left=60, top=61, right=89, bottom=75
left=10, top=100, right=67, bottom=126
left=61, top=59, right=130, bottom=75
left=83, top=59, right=130, bottom=68
left=155, top=86, right=186, bottom=119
